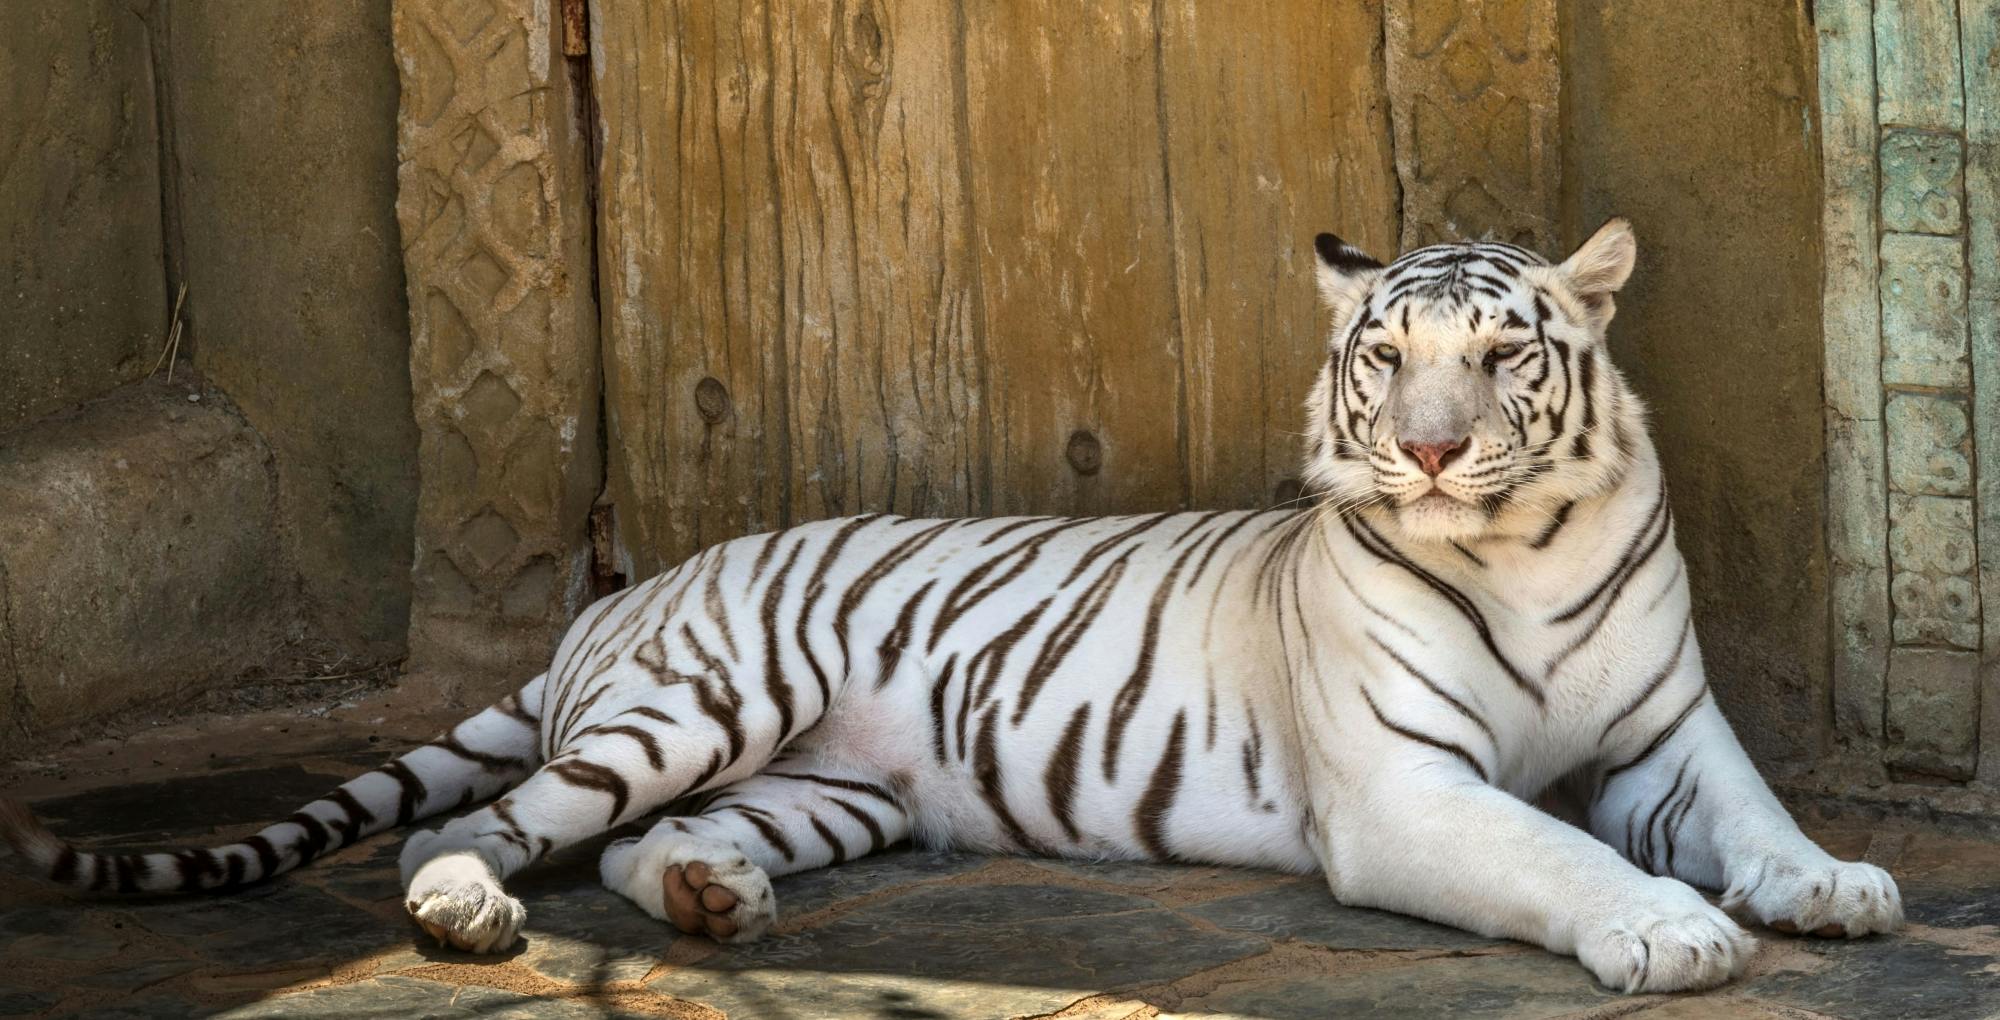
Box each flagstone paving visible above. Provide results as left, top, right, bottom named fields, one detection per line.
left=3, top=698, right=1998, bottom=1019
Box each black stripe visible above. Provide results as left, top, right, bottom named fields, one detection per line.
left=681, top=623, right=747, bottom=767
left=760, top=538, right=806, bottom=744
left=828, top=797, right=888, bottom=853
left=1102, top=543, right=1199, bottom=781
left=1597, top=617, right=1693, bottom=746
left=243, top=835, right=281, bottom=877
left=1045, top=704, right=1091, bottom=843
left=434, top=732, right=525, bottom=772
left=1346, top=515, right=1541, bottom=705
left=580, top=723, right=666, bottom=770
left=286, top=812, right=330, bottom=864
left=1360, top=686, right=1490, bottom=783
left=929, top=654, right=957, bottom=766
left=1134, top=711, right=1187, bottom=860
left=795, top=515, right=884, bottom=707
left=1014, top=551, right=1130, bottom=724
left=327, top=788, right=375, bottom=845
left=1366, top=632, right=1496, bottom=746
left=763, top=771, right=898, bottom=806
left=1529, top=501, right=1574, bottom=549
left=51, top=846, right=78, bottom=885
left=1603, top=687, right=1710, bottom=782
left=732, top=805, right=796, bottom=863
left=1641, top=758, right=1692, bottom=870
left=974, top=707, right=1048, bottom=853
left=1059, top=513, right=1176, bottom=587
left=548, top=758, right=631, bottom=826
left=808, top=814, right=846, bottom=865
left=1551, top=489, right=1669, bottom=623
left=381, top=761, right=429, bottom=826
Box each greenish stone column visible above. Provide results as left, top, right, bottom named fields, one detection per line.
left=1823, top=0, right=1993, bottom=780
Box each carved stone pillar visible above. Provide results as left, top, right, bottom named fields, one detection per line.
left=392, top=0, right=601, bottom=688
left=1383, top=0, right=1561, bottom=250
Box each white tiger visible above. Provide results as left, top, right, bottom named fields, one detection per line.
left=1, top=219, right=1900, bottom=992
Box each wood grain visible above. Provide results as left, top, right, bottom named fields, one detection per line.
left=1158, top=0, right=1398, bottom=507
left=593, top=0, right=1401, bottom=571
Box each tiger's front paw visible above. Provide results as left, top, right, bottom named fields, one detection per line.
left=1577, top=878, right=1755, bottom=993
left=1726, top=854, right=1902, bottom=939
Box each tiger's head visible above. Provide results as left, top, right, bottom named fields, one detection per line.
left=1301, top=219, right=1644, bottom=544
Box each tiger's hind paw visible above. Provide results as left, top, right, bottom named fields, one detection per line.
left=600, top=835, right=776, bottom=943
left=405, top=850, right=525, bottom=954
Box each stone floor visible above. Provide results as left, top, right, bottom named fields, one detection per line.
left=3, top=693, right=2000, bottom=1019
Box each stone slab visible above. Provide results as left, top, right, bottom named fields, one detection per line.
left=394, top=0, right=602, bottom=688
left=1885, top=646, right=1981, bottom=778
left=1880, top=129, right=1965, bottom=234
left=1186, top=881, right=1505, bottom=952
left=1879, top=232, right=1971, bottom=389
left=1886, top=391, right=1974, bottom=497
left=1386, top=0, right=1561, bottom=250
left=1888, top=494, right=1981, bottom=649
left=1745, top=937, right=2000, bottom=1020
left=1876, top=0, right=1967, bottom=130
left=650, top=883, right=1269, bottom=1019
left=0, top=380, right=286, bottom=751
left=1173, top=952, right=1618, bottom=1020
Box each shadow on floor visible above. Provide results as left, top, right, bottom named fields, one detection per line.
left=4, top=742, right=2000, bottom=1019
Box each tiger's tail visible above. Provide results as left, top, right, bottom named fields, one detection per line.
left=0, top=673, right=547, bottom=895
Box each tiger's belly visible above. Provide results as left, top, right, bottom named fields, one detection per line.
left=788, top=667, right=1319, bottom=873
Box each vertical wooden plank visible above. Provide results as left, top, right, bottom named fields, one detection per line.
left=960, top=2, right=1186, bottom=515
left=594, top=0, right=788, bottom=577
left=1818, top=0, right=1891, bottom=743
left=765, top=0, right=985, bottom=522
left=1156, top=0, right=1399, bottom=508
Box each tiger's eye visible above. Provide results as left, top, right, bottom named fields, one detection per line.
left=1489, top=341, right=1525, bottom=359
left=1371, top=343, right=1401, bottom=364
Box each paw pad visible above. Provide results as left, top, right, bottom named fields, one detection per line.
left=663, top=860, right=743, bottom=939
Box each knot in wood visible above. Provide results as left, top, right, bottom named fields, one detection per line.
left=694, top=377, right=731, bottom=424
left=1065, top=429, right=1102, bottom=476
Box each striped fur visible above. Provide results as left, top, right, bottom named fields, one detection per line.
left=0, top=220, right=1898, bottom=992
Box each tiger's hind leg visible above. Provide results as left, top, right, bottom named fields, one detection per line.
left=599, top=765, right=910, bottom=942
left=401, top=683, right=778, bottom=953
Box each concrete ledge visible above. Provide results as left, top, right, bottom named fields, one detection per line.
left=0, top=378, right=289, bottom=751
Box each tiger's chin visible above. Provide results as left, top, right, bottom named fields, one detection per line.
left=1386, top=489, right=1489, bottom=544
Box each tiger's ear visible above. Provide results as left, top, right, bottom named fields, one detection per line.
left=1313, top=232, right=1384, bottom=325
left=1556, top=217, right=1636, bottom=330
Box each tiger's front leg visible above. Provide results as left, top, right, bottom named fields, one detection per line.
left=1319, top=757, right=1754, bottom=992
left=1589, top=689, right=1902, bottom=939
left=599, top=764, right=911, bottom=942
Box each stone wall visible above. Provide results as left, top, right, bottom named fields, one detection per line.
left=164, top=0, right=420, bottom=657
left=1560, top=0, right=1828, bottom=766
left=0, top=1, right=168, bottom=432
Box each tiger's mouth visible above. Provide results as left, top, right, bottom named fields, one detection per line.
left=1401, top=485, right=1470, bottom=508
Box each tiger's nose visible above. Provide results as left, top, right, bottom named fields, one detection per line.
left=1400, top=437, right=1469, bottom=477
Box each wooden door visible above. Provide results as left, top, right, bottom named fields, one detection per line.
left=590, top=0, right=1398, bottom=577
